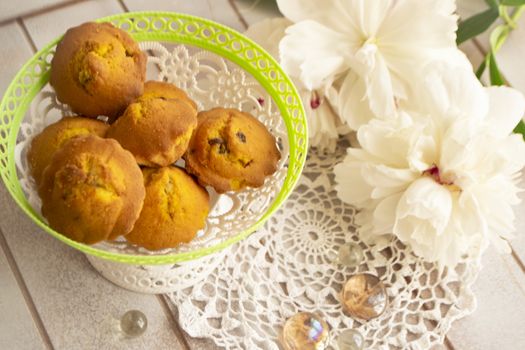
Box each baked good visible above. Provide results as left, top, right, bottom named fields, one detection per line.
left=50, top=22, right=146, bottom=120
left=106, top=97, right=197, bottom=167
left=38, top=135, right=145, bottom=244
left=139, top=81, right=197, bottom=111
left=27, top=116, right=109, bottom=185
left=125, top=166, right=210, bottom=250
left=184, top=107, right=281, bottom=193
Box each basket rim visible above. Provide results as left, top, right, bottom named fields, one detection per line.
left=0, top=11, right=308, bottom=265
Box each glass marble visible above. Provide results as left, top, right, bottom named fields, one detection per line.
left=341, top=273, right=387, bottom=321
left=337, top=243, right=364, bottom=267
left=282, top=312, right=329, bottom=350
left=120, top=310, right=148, bottom=337
left=337, top=329, right=364, bottom=350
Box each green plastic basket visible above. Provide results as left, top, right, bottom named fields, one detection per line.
left=0, top=12, right=307, bottom=265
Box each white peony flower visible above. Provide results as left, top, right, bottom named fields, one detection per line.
left=334, top=69, right=525, bottom=267
left=277, top=0, right=458, bottom=130
left=245, top=18, right=345, bottom=152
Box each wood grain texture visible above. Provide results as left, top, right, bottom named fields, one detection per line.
left=123, top=0, right=244, bottom=31
left=0, top=22, right=34, bottom=95
left=232, top=0, right=280, bottom=27
left=446, top=247, right=525, bottom=349
left=22, top=0, right=123, bottom=49
left=508, top=173, right=525, bottom=265
left=495, top=14, right=525, bottom=93
left=0, top=0, right=76, bottom=23
left=0, top=245, right=45, bottom=350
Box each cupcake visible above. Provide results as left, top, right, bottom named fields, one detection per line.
left=50, top=22, right=146, bottom=120
left=106, top=97, right=198, bottom=167
left=39, top=135, right=145, bottom=244
left=184, top=107, right=281, bottom=193
left=126, top=166, right=210, bottom=250
left=27, top=116, right=108, bottom=185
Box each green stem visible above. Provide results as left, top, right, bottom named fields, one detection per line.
left=511, top=5, right=525, bottom=22
left=500, top=6, right=516, bottom=28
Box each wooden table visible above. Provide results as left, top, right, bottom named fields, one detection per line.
left=1, top=1, right=524, bottom=349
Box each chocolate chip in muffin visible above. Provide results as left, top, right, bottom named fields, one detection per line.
left=236, top=131, right=246, bottom=143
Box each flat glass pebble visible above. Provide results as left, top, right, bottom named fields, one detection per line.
left=282, top=312, right=329, bottom=350
left=337, top=329, right=364, bottom=350
left=341, top=273, right=387, bottom=321
left=337, top=243, right=363, bottom=267
left=120, top=310, right=148, bottom=337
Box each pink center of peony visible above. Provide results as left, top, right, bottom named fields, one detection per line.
left=310, top=92, right=321, bottom=110
left=423, top=164, right=461, bottom=192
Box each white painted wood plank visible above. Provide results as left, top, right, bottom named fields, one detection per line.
left=446, top=247, right=525, bottom=349
left=22, top=0, right=123, bottom=50
left=0, top=0, right=76, bottom=23
left=233, top=0, right=280, bottom=26
left=123, top=0, right=244, bottom=31
left=508, top=173, right=525, bottom=264
left=0, top=185, right=187, bottom=350
left=0, top=23, right=34, bottom=96
left=496, top=14, right=525, bottom=93
left=0, top=246, right=45, bottom=350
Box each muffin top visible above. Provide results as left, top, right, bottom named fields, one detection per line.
left=39, top=135, right=145, bottom=244
left=106, top=97, right=198, bottom=167
left=50, top=22, right=146, bottom=119
left=138, top=81, right=198, bottom=111
left=184, top=107, right=281, bottom=193
left=27, top=116, right=109, bottom=185
left=126, top=166, right=210, bottom=250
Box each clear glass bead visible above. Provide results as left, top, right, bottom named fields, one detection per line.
left=282, top=312, right=329, bottom=350
left=337, top=329, right=364, bottom=350
left=341, top=273, right=387, bottom=321
left=337, top=243, right=363, bottom=267
left=120, top=310, right=148, bottom=338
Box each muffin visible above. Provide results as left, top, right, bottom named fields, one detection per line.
left=138, top=80, right=197, bottom=111
left=50, top=22, right=146, bottom=120
left=126, top=166, right=210, bottom=250
left=184, top=107, right=281, bottom=193
left=106, top=97, right=198, bottom=167
left=39, top=135, right=145, bottom=244
left=27, top=116, right=109, bottom=185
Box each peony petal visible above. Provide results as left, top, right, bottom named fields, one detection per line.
left=353, top=45, right=396, bottom=118
left=280, top=20, right=354, bottom=89
left=301, top=89, right=340, bottom=152
left=411, top=56, right=488, bottom=124
left=362, top=163, right=416, bottom=189
left=379, top=0, right=457, bottom=52
left=334, top=160, right=374, bottom=207
left=276, top=0, right=357, bottom=34
left=378, top=0, right=458, bottom=95
left=484, top=86, right=525, bottom=137
left=338, top=71, right=376, bottom=130
left=394, top=177, right=452, bottom=236
left=357, top=115, right=420, bottom=167
left=372, top=192, right=403, bottom=234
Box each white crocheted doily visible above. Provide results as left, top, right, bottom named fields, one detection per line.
left=167, top=141, right=481, bottom=350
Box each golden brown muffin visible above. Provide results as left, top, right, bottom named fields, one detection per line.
left=184, top=107, right=281, bottom=193
left=126, top=166, right=210, bottom=250
left=38, top=135, right=145, bottom=244
left=50, top=22, right=146, bottom=120
left=106, top=97, right=197, bottom=167
left=138, top=81, right=197, bottom=111
left=27, top=117, right=108, bottom=185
